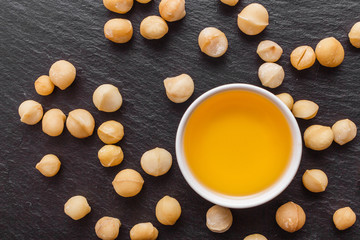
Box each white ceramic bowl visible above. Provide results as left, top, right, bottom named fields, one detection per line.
left=176, top=84, right=302, bottom=209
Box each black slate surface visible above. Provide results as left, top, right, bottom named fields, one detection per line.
left=0, top=0, right=359, bottom=239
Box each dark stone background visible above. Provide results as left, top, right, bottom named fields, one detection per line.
left=0, top=0, right=359, bottom=239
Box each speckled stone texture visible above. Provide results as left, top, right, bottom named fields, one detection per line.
left=0, top=0, right=359, bottom=239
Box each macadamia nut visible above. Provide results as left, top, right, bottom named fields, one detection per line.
left=49, top=60, right=76, bottom=90
left=304, top=125, right=334, bottom=151
left=244, top=234, right=268, bottom=240
left=220, top=0, right=238, bottom=6
left=290, top=46, right=316, bottom=70
left=292, top=100, right=319, bottom=120
left=35, top=154, right=61, bottom=177
left=141, top=147, right=172, bottom=177
left=276, top=202, right=306, bottom=233
left=302, top=169, right=328, bottom=193
left=95, top=216, right=121, bottom=240
left=42, top=109, right=66, bottom=137
left=98, top=145, right=124, bottom=167
left=137, top=0, right=152, bottom=3
left=103, top=0, right=133, bottom=14
left=333, top=207, right=356, bottom=230
left=130, top=222, right=158, bottom=240
left=315, top=37, right=345, bottom=68
left=98, top=120, right=124, bottom=144
left=164, top=74, right=194, bottom=103
left=332, top=119, right=357, bottom=145
left=206, top=205, right=233, bottom=233
left=66, top=109, right=95, bottom=139
left=257, top=40, right=283, bottom=63
left=140, top=16, right=168, bottom=40
left=159, top=0, right=186, bottom=22
left=237, top=3, right=269, bottom=35
left=18, top=100, right=43, bottom=125
left=258, top=63, right=284, bottom=88
left=156, top=196, right=181, bottom=225
left=64, top=195, right=91, bottom=220
left=104, top=19, right=133, bottom=44
left=34, top=75, right=55, bottom=96
left=198, top=27, right=228, bottom=58
left=112, top=169, right=144, bottom=197
left=349, top=22, right=360, bottom=48
left=276, top=93, right=294, bottom=110
left=93, top=84, right=123, bottom=112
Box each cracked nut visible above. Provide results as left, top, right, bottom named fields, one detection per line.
left=66, top=109, right=95, bottom=138
left=98, top=145, right=124, bottom=167
left=332, top=119, right=357, bottom=145
left=349, top=22, right=360, bottom=48
left=164, top=73, right=194, bottom=103
left=98, top=120, right=124, bottom=144
left=258, top=63, right=285, bottom=88
left=302, top=169, right=328, bottom=193
left=141, top=147, right=172, bottom=177
left=315, top=37, right=344, bottom=67
left=333, top=207, right=356, bottom=230
left=198, top=27, right=228, bottom=58
left=290, top=46, right=316, bottom=70
left=304, top=125, right=334, bottom=151
left=64, top=196, right=91, bottom=220
left=257, top=40, right=283, bottom=63
left=276, top=93, right=294, bottom=110
left=159, top=0, right=186, bottom=22
left=95, top=216, right=121, bottom=240
left=42, top=109, right=66, bottom=137
left=18, top=100, right=43, bottom=125
left=35, top=154, right=61, bottom=177
left=237, top=3, right=269, bottom=35
left=49, top=60, right=76, bottom=90
left=93, top=84, right=123, bottom=112
left=206, top=205, right=233, bottom=233
left=156, top=196, right=181, bottom=225
left=292, top=100, right=319, bottom=120
left=276, top=202, right=306, bottom=233
left=34, top=75, right=55, bottom=96
left=112, top=169, right=144, bottom=197
left=130, top=222, right=158, bottom=240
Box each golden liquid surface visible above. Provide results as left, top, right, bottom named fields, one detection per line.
left=184, top=90, right=292, bottom=196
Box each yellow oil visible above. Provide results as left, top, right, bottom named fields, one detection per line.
left=184, top=90, right=292, bottom=196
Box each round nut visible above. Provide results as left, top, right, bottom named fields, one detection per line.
left=130, top=222, right=158, bottom=240
left=34, top=75, right=55, bottom=96
left=237, top=3, right=269, bottom=35
left=333, top=207, right=356, bottom=230
left=93, top=84, right=123, bottom=112
left=164, top=74, right=194, bottom=103
left=98, top=145, right=124, bottom=167
left=112, top=169, right=144, bottom=197
left=258, top=63, right=285, bottom=88
left=66, top=109, right=95, bottom=139
left=97, top=120, right=124, bottom=144
left=315, top=37, right=344, bottom=67
left=292, top=100, right=319, bottom=120
left=243, top=234, right=268, bottom=240
left=156, top=196, right=181, bottom=225
left=257, top=40, right=283, bottom=63
left=18, top=100, right=43, bottom=125
left=64, top=196, right=91, bottom=220
left=95, top=216, right=121, bottom=240
left=290, top=46, right=316, bottom=70
left=198, top=27, right=228, bottom=58
left=137, top=0, right=152, bottom=3
left=276, top=93, right=294, bottom=110
left=104, top=19, right=133, bottom=44
left=49, top=60, right=76, bottom=90
left=349, top=22, right=360, bottom=48
left=141, top=147, right=172, bottom=177
left=140, top=16, right=168, bottom=40
left=35, top=154, right=61, bottom=177
left=159, top=0, right=186, bottom=22
left=220, top=0, right=239, bottom=6
left=332, top=119, right=357, bottom=145
left=276, top=201, right=306, bottom=233
left=302, top=169, right=328, bottom=193
left=103, top=0, right=133, bottom=14
left=206, top=205, right=233, bottom=233
left=42, top=109, right=66, bottom=137
left=304, top=125, right=334, bottom=151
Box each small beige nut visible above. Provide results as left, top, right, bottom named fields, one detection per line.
left=315, top=37, right=345, bottom=68
left=302, top=169, right=328, bottom=193
left=95, top=216, right=121, bottom=240
left=98, top=145, right=124, bottom=167
left=164, top=74, right=194, bottom=103
left=292, top=100, right=319, bottom=120
left=130, top=222, right=158, bottom=240
left=140, top=16, right=168, bottom=40
left=49, top=60, right=76, bottom=90
left=258, top=63, right=284, bottom=88
left=276, top=93, right=294, bottom=110
left=257, top=40, right=283, bottom=63
left=103, top=0, right=133, bottom=14
left=237, top=3, right=269, bottom=35
left=206, top=205, right=233, bottom=233
left=66, top=109, right=95, bottom=139
left=159, top=0, right=186, bottom=22
left=64, top=196, right=91, bottom=220
left=290, top=46, right=316, bottom=70
left=243, top=234, right=268, bottom=240
left=93, top=84, right=123, bottom=112
left=198, top=27, right=228, bottom=58
left=141, top=147, right=172, bottom=177
left=34, top=75, right=55, bottom=96
left=333, top=207, right=356, bottom=230
left=42, top=109, right=66, bottom=137
left=276, top=202, right=306, bottom=233
left=156, top=195, right=181, bottom=225
left=136, top=0, right=151, bottom=3
left=349, top=22, right=360, bottom=48
left=112, top=169, right=144, bottom=197
left=98, top=120, right=124, bottom=144
left=18, top=100, right=43, bottom=125
left=220, top=0, right=239, bottom=6
left=35, top=154, right=61, bottom=177
left=332, top=119, right=357, bottom=145
left=304, top=125, right=334, bottom=151
left=104, top=19, right=133, bottom=43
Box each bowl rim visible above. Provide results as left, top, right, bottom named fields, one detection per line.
left=175, top=83, right=302, bottom=209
